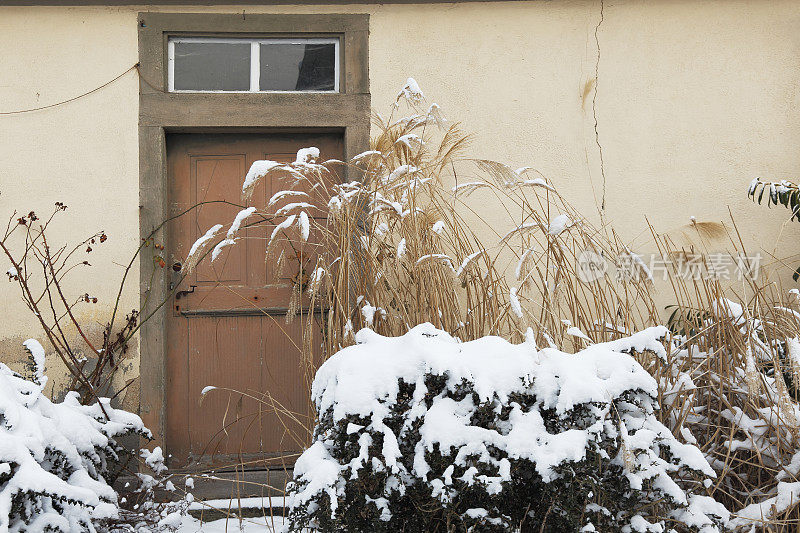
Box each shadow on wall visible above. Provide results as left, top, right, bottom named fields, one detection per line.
left=0, top=320, right=140, bottom=412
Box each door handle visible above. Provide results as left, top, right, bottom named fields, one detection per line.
left=175, top=285, right=196, bottom=300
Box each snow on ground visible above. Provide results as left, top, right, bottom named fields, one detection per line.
left=175, top=497, right=290, bottom=532
left=187, top=497, right=287, bottom=512
left=178, top=514, right=287, bottom=532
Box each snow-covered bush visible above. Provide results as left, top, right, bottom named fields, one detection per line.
left=286, top=324, right=729, bottom=532
left=0, top=340, right=149, bottom=532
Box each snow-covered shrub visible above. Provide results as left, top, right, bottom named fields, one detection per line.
left=0, top=340, right=150, bottom=532
left=286, top=324, right=729, bottom=532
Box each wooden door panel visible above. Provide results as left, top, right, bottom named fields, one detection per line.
left=187, top=315, right=264, bottom=460
left=193, top=155, right=247, bottom=284
left=165, top=132, right=343, bottom=470
left=260, top=315, right=317, bottom=455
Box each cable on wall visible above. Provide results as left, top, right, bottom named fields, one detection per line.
left=0, top=63, right=148, bottom=116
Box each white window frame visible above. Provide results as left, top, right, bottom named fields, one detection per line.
left=167, top=37, right=340, bottom=93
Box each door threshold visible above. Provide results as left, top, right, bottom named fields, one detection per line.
left=183, top=468, right=292, bottom=500
left=188, top=495, right=291, bottom=520
left=116, top=468, right=293, bottom=502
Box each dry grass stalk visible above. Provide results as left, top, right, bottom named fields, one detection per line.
left=645, top=222, right=800, bottom=530
left=190, top=89, right=800, bottom=531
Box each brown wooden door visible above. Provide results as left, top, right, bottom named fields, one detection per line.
left=165, top=132, right=342, bottom=469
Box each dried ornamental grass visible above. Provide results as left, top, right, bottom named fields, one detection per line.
left=185, top=80, right=800, bottom=531
left=644, top=226, right=800, bottom=530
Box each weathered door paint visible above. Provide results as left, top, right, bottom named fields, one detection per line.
left=165, top=133, right=342, bottom=469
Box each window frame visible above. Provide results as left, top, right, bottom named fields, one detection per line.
left=167, top=36, right=341, bottom=93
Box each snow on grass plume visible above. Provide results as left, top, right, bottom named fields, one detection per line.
left=397, top=78, right=424, bottom=104
left=226, top=207, right=256, bottom=239
left=286, top=324, right=728, bottom=532
left=295, top=147, right=320, bottom=165
left=242, top=160, right=282, bottom=200
left=210, top=238, right=236, bottom=262
left=182, top=224, right=223, bottom=274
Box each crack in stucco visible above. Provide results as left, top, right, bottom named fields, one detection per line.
left=593, top=0, right=606, bottom=212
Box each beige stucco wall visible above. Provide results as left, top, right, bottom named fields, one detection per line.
left=0, top=0, right=799, bottom=401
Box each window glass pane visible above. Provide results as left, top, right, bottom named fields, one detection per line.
left=173, top=42, right=250, bottom=91
left=259, top=43, right=336, bottom=91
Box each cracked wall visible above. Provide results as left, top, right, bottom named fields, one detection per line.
left=0, top=0, right=799, bottom=398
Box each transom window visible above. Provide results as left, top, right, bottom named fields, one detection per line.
left=167, top=37, right=339, bottom=93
